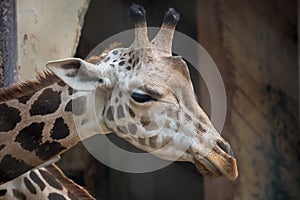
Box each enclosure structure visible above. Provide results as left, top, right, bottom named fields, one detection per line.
left=1, top=0, right=298, bottom=200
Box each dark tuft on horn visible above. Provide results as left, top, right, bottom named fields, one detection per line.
left=128, top=3, right=146, bottom=25
left=163, top=7, right=180, bottom=26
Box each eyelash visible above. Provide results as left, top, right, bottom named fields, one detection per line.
left=131, top=92, right=156, bottom=103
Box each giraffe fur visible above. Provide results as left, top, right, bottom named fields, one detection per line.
left=0, top=164, right=95, bottom=200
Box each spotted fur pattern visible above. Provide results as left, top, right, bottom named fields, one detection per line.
left=0, top=164, right=95, bottom=200
left=0, top=80, right=89, bottom=183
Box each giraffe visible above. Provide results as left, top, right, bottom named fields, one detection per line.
left=0, top=3, right=238, bottom=192
left=0, top=164, right=95, bottom=200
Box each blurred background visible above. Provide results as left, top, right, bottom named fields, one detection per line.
left=1, top=0, right=298, bottom=199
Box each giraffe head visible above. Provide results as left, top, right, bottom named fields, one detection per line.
left=46, top=4, right=238, bottom=180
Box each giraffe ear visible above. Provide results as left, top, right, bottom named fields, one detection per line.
left=46, top=58, right=102, bottom=91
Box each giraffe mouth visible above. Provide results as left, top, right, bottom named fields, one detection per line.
left=193, top=150, right=238, bottom=180
left=193, top=154, right=222, bottom=177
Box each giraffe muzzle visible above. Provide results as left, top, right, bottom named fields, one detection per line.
left=192, top=139, right=238, bottom=180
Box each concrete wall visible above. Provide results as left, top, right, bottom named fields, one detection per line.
left=17, top=0, right=89, bottom=80
left=197, top=0, right=299, bottom=199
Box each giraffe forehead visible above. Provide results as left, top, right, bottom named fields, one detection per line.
left=133, top=59, right=191, bottom=84
left=139, top=55, right=191, bottom=79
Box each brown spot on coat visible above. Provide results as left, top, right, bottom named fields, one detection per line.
left=162, top=136, right=172, bottom=147
left=140, top=113, right=151, bottom=127
left=24, top=177, right=37, bottom=194
left=0, top=155, right=33, bottom=184
left=67, top=87, right=74, bottom=95
left=128, top=123, right=137, bottom=135
left=18, top=92, right=34, bottom=104
left=119, top=61, right=125, bottom=66
left=12, top=189, right=26, bottom=200
left=29, top=171, right=46, bottom=191
left=184, top=113, right=192, bottom=121
left=0, top=103, right=21, bottom=132
left=138, top=137, right=146, bottom=145
left=117, top=125, right=128, bottom=134
left=117, top=105, right=125, bottom=119
left=39, top=169, right=63, bottom=190
left=57, top=81, right=66, bottom=87
left=30, top=88, right=61, bottom=116
left=144, top=122, right=159, bottom=131
left=0, top=144, right=5, bottom=151
left=36, top=141, right=66, bottom=161
left=197, top=123, right=206, bottom=133
left=0, top=189, right=7, bottom=196
left=106, top=106, right=114, bottom=121
left=15, top=122, right=45, bottom=151
left=149, top=135, right=158, bottom=148
left=50, top=117, right=70, bottom=140
left=65, top=96, right=87, bottom=116
left=48, top=193, right=66, bottom=200
left=126, top=104, right=135, bottom=118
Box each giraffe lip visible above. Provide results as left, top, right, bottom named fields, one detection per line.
left=193, top=154, right=222, bottom=177
left=192, top=147, right=238, bottom=180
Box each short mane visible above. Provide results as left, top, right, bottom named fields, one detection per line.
left=0, top=43, right=121, bottom=103
left=45, top=164, right=96, bottom=200
left=0, top=71, right=60, bottom=102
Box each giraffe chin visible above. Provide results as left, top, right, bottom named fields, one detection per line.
left=193, top=152, right=238, bottom=180
left=193, top=156, right=222, bottom=177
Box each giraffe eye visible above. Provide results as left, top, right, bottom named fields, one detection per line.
left=131, top=92, right=156, bottom=103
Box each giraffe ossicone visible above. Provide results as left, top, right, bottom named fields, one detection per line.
left=0, top=3, right=238, bottom=188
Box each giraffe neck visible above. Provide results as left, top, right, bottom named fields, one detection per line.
left=0, top=164, right=95, bottom=200
left=0, top=74, right=107, bottom=184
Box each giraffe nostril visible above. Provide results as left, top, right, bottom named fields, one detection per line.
left=217, top=140, right=235, bottom=158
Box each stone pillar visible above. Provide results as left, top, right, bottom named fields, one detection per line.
left=0, top=0, right=18, bottom=87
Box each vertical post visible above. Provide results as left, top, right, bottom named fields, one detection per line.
left=0, top=0, right=18, bottom=87
left=298, top=0, right=300, bottom=131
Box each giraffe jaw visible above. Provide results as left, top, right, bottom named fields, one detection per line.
left=193, top=150, right=238, bottom=180
left=193, top=155, right=222, bottom=177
